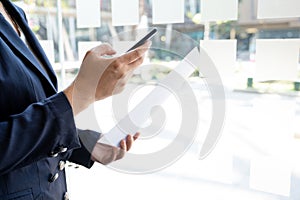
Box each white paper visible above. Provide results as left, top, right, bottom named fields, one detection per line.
left=76, top=0, right=101, bottom=28
left=111, top=0, right=139, bottom=26
left=257, top=0, right=300, bottom=19
left=152, top=0, right=184, bottom=24
left=98, top=47, right=200, bottom=146
left=201, top=0, right=238, bottom=22
left=39, top=40, right=55, bottom=64
left=200, top=40, right=237, bottom=78
left=77, top=41, right=102, bottom=62
left=254, top=39, right=300, bottom=81
left=250, top=156, right=292, bottom=196
left=250, top=98, right=295, bottom=157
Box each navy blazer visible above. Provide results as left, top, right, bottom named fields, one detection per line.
left=0, top=0, right=96, bottom=199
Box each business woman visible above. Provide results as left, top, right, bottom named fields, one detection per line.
left=0, top=0, right=149, bottom=199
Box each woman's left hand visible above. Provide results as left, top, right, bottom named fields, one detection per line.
left=91, top=133, right=140, bottom=165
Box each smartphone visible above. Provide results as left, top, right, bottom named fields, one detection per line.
left=126, top=28, right=157, bottom=52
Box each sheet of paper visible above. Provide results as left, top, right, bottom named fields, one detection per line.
left=98, top=47, right=200, bottom=146
left=254, top=39, right=300, bottom=81
left=200, top=40, right=237, bottom=78
left=76, top=0, right=101, bottom=28
left=39, top=40, right=55, bottom=64
left=257, top=0, right=300, bottom=19
left=250, top=156, right=292, bottom=196
left=77, top=41, right=102, bottom=62
left=250, top=98, right=295, bottom=157
left=152, top=0, right=184, bottom=24
left=111, top=0, right=139, bottom=26
left=201, top=0, right=238, bottom=22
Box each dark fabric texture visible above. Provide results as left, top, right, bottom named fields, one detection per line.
left=0, top=1, right=96, bottom=199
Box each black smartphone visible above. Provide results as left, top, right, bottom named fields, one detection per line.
left=126, top=28, right=157, bottom=52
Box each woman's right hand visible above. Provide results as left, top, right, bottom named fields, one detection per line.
left=64, top=41, right=151, bottom=115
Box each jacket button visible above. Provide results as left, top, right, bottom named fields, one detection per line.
left=59, top=146, right=68, bottom=153
left=49, top=173, right=59, bottom=183
left=59, top=161, right=66, bottom=171
left=64, top=192, right=69, bottom=200
left=49, top=151, right=58, bottom=157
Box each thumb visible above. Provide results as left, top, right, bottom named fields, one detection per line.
left=92, top=43, right=116, bottom=56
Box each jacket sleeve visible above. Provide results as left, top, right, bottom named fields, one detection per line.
left=68, top=129, right=101, bottom=168
left=0, top=92, right=80, bottom=175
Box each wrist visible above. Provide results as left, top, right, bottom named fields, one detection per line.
left=63, top=83, right=74, bottom=107
left=63, top=82, right=93, bottom=115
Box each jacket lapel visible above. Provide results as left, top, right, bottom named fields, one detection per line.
left=0, top=0, right=57, bottom=93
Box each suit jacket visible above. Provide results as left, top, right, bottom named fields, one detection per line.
left=0, top=0, right=96, bottom=199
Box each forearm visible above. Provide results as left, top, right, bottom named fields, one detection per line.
left=0, top=92, right=79, bottom=175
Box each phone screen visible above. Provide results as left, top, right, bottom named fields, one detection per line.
left=126, top=28, right=157, bottom=52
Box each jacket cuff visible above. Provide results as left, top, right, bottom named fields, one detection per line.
left=46, top=91, right=74, bottom=117
left=45, top=92, right=80, bottom=154
left=68, top=129, right=101, bottom=168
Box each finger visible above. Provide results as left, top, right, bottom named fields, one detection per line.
left=119, top=41, right=151, bottom=65
left=116, top=148, right=126, bottom=160
left=126, top=134, right=134, bottom=151
left=127, top=54, right=145, bottom=69
left=92, top=43, right=116, bottom=56
left=120, top=139, right=127, bottom=151
left=133, top=132, right=140, bottom=141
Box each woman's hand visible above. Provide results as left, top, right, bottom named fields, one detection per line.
left=64, top=42, right=151, bottom=115
left=91, top=133, right=140, bottom=165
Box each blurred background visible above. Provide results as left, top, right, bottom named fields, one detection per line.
left=12, top=0, right=300, bottom=199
